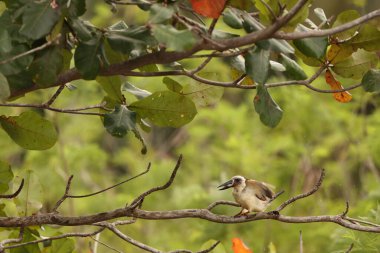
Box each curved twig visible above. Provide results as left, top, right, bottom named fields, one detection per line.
left=345, top=243, right=354, bottom=253
left=275, top=169, right=325, bottom=212
left=0, top=179, right=24, bottom=199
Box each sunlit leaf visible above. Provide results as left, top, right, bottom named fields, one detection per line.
left=254, top=84, right=283, bottom=127
left=0, top=160, right=13, bottom=194
left=129, top=91, right=197, bottom=127
left=151, top=24, right=197, bottom=52
left=96, top=76, right=124, bottom=102
left=361, top=69, right=380, bottom=92
left=349, top=24, right=380, bottom=52
left=0, top=72, right=10, bottom=102
left=325, top=69, right=352, bottom=103
left=326, top=43, right=354, bottom=64
left=163, top=77, right=183, bottom=93
left=122, top=82, right=151, bottom=99
left=314, top=8, right=327, bottom=22
left=189, top=0, right=227, bottom=19
left=149, top=4, right=174, bottom=24
left=103, top=104, right=147, bottom=154
left=294, top=25, right=328, bottom=59
left=332, top=49, right=378, bottom=80
left=0, top=111, right=58, bottom=150
left=232, top=238, right=253, bottom=253
left=332, top=10, right=360, bottom=41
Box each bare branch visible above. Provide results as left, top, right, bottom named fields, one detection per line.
left=43, top=85, right=65, bottom=107
left=91, top=235, right=124, bottom=253
left=275, top=169, right=325, bottom=212
left=345, top=243, right=354, bottom=253
left=169, top=240, right=220, bottom=253
left=0, top=179, right=24, bottom=199
left=341, top=201, right=349, bottom=217
left=0, top=227, right=24, bottom=251
left=207, top=200, right=241, bottom=211
left=129, top=155, right=183, bottom=208
left=52, top=175, right=74, bottom=212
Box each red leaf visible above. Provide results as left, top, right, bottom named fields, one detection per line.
left=325, top=70, right=352, bottom=103
left=189, top=0, right=227, bottom=18
left=232, top=238, right=253, bottom=253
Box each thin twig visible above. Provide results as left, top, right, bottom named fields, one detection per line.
left=344, top=217, right=380, bottom=228
left=0, top=35, right=61, bottom=65
left=269, top=190, right=285, bottom=203
left=0, top=227, right=24, bottom=251
left=0, top=179, right=24, bottom=199
left=259, top=0, right=277, bottom=21
left=189, top=56, right=213, bottom=75
left=2, top=228, right=105, bottom=250
left=345, top=243, right=354, bottom=253
left=299, top=230, right=303, bottom=253
left=275, top=169, right=325, bottom=212
left=341, top=201, right=349, bottom=217
left=43, top=85, right=65, bottom=107
left=52, top=175, right=74, bottom=212
left=67, top=162, right=151, bottom=199
left=91, top=235, right=124, bottom=253
left=129, top=155, right=182, bottom=209
left=169, top=241, right=220, bottom=253
left=207, top=200, right=241, bottom=211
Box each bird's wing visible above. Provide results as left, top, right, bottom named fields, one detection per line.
left=246, top=179, right=275, bottom=201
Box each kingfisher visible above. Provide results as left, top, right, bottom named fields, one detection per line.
left=218, top=175, right=276, bottom=216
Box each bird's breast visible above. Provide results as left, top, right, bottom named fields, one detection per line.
left=233, top=188, right=270, bottom=212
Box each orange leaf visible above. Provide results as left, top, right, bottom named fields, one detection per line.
left=189, top=0, right=227, bottom=18
left=232, top=238, right=253, bottom=253
left=325, top=70, right=352, bottom=103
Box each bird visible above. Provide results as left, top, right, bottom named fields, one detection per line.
left=217, top=175, right=276, bottom=216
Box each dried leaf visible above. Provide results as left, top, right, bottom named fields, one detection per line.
left=325, top=70, right=352, bottom=103
left=189, top=0, right=227, bottom=18
left=232, top=238, right=253, bottom=253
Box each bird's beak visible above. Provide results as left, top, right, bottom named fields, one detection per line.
left=217, top=179, right=234, bottom=190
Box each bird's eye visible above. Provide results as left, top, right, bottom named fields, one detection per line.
left=235, top=178, right=241, bottom=183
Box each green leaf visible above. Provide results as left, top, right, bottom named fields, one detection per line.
left=152, top=24, right=197, bottom=52
left=0, top=160, right=13, bottom=194
left=10, top=228, right=40, bottom=253
left=293, top=25, right=328, bottom=59
left=0, top=111, right=58, bottom=150
left=245, top=48, right=270, bottom=84
left=182, top=77, right=224, bottom=108
left=68, top=17, right=94, bottom=42
left=14, top=170, right=43, bottom=217
left=254, top=84, right=283, bottom=128
left=0, top=72, right=10, bottom=102
left=314, top=8, right=327, bottom=22
left=0, top=29, right=12, bottom=53
left=66, top=0, right=86, bottom=17
left=163, top=77, right=183, bottom=93
left=332, top=49, right=378, bottom=80
left=96, top=76, right=124, bottom=102
left=19, top=0, right=60, bottom=39
left=129, top=90, right=197, bottom=127
left=0, top=44, right=33, bottom=76
left=280, top=53, right=307, bottom=80
left=333, top=10, right=360, bottom=40
left=74, top=37, right=103, bottom=80
left=149, top=4, right=174, bottom=24
left=51, top=237, right=75, bottom=253
left=122, top=82, right=151, bottom=99
left=29, top=46, right=64, bottom=87
left=104, top=105, right=147, bottom=154
left=106, top=26, right=152, bottom=54
left=361, top=69, right=380, bottom=92
left=269, top=60, right=286, bottom=72
left=349, top=24, right=380, bottom=52
left=223, top=8, right=243, bottom=29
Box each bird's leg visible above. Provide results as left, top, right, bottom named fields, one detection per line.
left=234, top=208, right=249, bottom=217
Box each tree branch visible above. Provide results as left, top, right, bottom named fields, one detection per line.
left=0, top=179, right=24, bottom=199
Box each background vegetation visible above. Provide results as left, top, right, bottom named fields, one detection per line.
left=0, top=0, right=380, bottom=252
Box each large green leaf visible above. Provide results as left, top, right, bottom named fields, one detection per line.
left=74, top=37, right=103, bottom=80
left=254, top=84, right=283, bottom=128
left=50, top=237, right=75, bottom=253
left=14, top=170, right=43, bottom=217
left=103, top=104, right=147, bottom=154
left=66, top=0, right=86, bottom=17
left=332, top=49, right=378, bottom=80
left=245, top=48, right=270, bottom=84
left=29, top=46, right=64, bottom=87
left=0, top=29, right=12, bottom=53
left=223, top=8, right=243, bottom=29
left=122, top=82, right=151, bottom=99
left=10, top=228, right=40, bottom=253
left=349, top=24, right=380, bottom=52
left=19, top=0, right=60, bottom=39
left=0, top=72, right=10, bottom=102
left=151, top=24, right=197, bottom=52
left=182, top=78, right=224, bottom=108
left=293, top=25, right=328, bottom=59
left=163, top=77, right=183, bottom=93
left=129, top=90, right=197, bottom=127
left=0, top=111, right=58, bottom=150
left=106, top=26, right=152, bottom=54
left=361, top=69, right=380, bottom=92
left=0, top=160, right=13, bottom=194
left=333, top=10, right=360, bottom=40
left=0, top=44, right=33, bottom=76
left=280, top=53, right=307, bottom=80
left=96, top=76, right=124, bottom=102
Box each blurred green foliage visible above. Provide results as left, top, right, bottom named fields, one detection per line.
left=0, top=0, right=380, bottom=252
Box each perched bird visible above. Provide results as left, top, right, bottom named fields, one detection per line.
left=218, top=175, right=275, bottom=216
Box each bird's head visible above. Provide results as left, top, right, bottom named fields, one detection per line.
left=217, top=175, right=246, bottom=190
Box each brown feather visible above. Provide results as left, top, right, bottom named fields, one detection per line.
left=246, top=179, right=274, bottom=200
